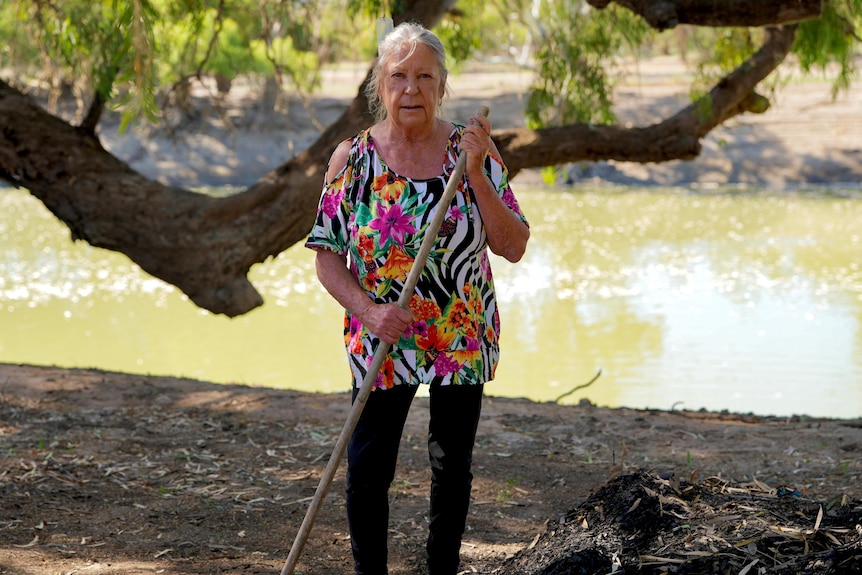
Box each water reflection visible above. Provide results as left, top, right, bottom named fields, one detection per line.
left=489, top=188, right=862, bottom=417
left=1, top=186, right=860, bottom=418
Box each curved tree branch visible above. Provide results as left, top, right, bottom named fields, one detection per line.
left=80, top=89, right=107, bottom=135
left=496, top=26, right=796, bottom=177
left=0, top=74, right=374, bottom=317
left=588, top=0, right=821, bottom=30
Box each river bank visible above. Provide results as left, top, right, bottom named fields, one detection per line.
left=96, top=58, right=862, bottom=190
left=1, top=362, right=860, bottom=574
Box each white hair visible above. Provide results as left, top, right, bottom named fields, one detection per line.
left=365, top=22, right=449, bottom=122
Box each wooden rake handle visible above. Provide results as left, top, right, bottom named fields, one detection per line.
left=280, top=106, right=490, bottom=575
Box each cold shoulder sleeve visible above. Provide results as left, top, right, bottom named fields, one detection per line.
left=304, top=136, right=365, bottom=255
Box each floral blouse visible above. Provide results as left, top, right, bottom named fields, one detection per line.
left=305, top=125, right=527, bottom=389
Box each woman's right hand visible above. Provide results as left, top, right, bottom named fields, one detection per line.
left=315, top=249, right=414, bottom=345
left=359, top=301, right=414, bottom=345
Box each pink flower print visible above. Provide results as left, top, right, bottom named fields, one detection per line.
left=501, top=187, right=519, bottom=211
left=405, top=320, right=429, bottom=339
left=432, top=352, right=461, bottom=377
left=366, top=354, right=395, bottom=389
left=479, top=251, right=492, bottom=278
left=369, top=202, right=417, bottom=246
left=347, top=315, right=365, bottom=353
left=322, top=188, right=344, bottom=218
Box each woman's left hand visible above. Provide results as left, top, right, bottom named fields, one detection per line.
left=457, top=113, right=531, bottom=263
left=461, top=114, right=492, bottom=176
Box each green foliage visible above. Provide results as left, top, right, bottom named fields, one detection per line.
left=0, top=0, right=330, bottom=128
left=435, top=7, right=482, bottom=68
left=686, top=1, right=861, bottom=103
left=434, top=0, right=518, bottom=70
left=794, top=1, right=860, bottom=97
left=253, top=0, right=334, bottom=91
left=201, top=16, right=265, bottom=79
left=0, top=3, right=39, bottom=69
left=113, top=1, right=161, bottom=131
left=251, top=36, right=321, bottom=93
left=0, top=0, right=859, bottom=134
left=496, top=475, right=523, bottom=502
left=28, top=0, right=162, bottom=130
left=343, top=0, right=512, bottom=69
left=525, top=1, right=651, bottom=129
left=344, top=0, right=430, bottom=22
left=681, top=28, right=762, bottom=123
left=153, top=8, right=271, bottom=86
left=344, top=0, right=405, bottom=59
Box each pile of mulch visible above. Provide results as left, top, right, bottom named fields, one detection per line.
left=500, top=469, right=862, bottom=575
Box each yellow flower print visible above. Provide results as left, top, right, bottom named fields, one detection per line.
left=357, top=232, right=375, bottom=262
left=373, top=172, right=406, bottom=202
left=445, top=299, right=472, bottom=331
left=374, top=354, right=396, bottom=389
left=452, top=347, right=480, bottom=367
left=362, top=272, right=376, bottom=292
left=417, top=324, right=455, bottom=352
left=461, top=282, right=484, bottom=315
left=409, top=294, right=442, bottom=322
left=377, top=244, right=414, bottom=280
left=485, top=325, right=496, bottom=343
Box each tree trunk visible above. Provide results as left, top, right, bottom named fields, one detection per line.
left=0, top=0, right=810, bottom=317
left=0, top=77, right=376, bottom=317
left=0, top=0, right=453, bottom=317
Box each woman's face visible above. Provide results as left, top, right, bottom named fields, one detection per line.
left=379, top=42, right=446, bottom=130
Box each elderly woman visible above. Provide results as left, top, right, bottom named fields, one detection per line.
left=305, top=21, right=530, bottom=575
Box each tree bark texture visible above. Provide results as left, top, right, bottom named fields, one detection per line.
left=0, top=0, right=803, bottom=316
left=588, top=0, right=821, bottom=29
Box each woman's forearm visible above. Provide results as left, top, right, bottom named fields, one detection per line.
left=315, top=249, right=373, bottom=318
left=467, top=173, right=530, bottom=262
left=314, top=249, right=413, bottom=344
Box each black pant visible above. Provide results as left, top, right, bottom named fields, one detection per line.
left=346, top=382, right=484, bottom=575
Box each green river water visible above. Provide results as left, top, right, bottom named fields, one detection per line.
left=2, top=186, right=860, bottom=418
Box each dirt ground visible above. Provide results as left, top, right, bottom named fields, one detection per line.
left=1, top=363, right=861, bottom=575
